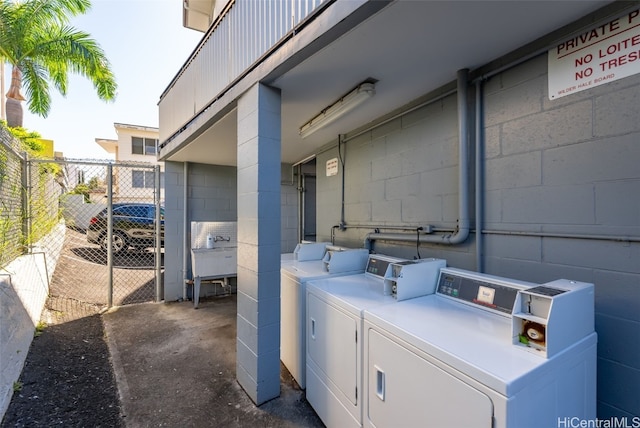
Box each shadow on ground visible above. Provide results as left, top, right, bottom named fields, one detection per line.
left=70, top=247, right=163, bottom=269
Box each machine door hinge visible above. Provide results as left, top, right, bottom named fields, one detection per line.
left=355, top=387, right=358, bottom=400
left=355, top=330, right=358, bottom=343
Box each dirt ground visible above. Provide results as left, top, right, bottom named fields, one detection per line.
left=1, top=298, right=123, bottom=427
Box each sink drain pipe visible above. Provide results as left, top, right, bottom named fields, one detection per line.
left=365, top=69, right=470, bottom=250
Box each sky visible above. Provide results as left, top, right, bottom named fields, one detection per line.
left=3, top=0, right=203, bottom=160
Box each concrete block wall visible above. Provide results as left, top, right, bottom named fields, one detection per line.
left=316, top=54, right=640, bottom=417
left=235, top=83, right=282, bottom=404
left=163, top=161, right=299, bottom=301
left=316, top=93, right=475, bottom=267
left=483, top=55, right=640, bottom=418
left=163, top=161, right=238, bottom=301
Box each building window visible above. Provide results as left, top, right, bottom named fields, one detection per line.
left=132, top=170, right=164, bottom=189
left=132, top=170, right=155, bottom=188
left=132, top=137, right=158, bottom=155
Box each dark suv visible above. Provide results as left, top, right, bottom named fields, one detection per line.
left=87, top=203, right=164, bottom=254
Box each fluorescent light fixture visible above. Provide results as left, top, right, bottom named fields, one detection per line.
left=299, top=81, right=375, bottom=138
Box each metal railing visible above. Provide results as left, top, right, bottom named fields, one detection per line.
left=158, top=0, right=327, bottom=144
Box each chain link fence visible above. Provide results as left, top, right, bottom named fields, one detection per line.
left=0, top=127, right=25, bottom=268
left=1, top=130, right=163, bottom=311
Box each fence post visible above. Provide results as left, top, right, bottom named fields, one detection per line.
left=154, top=165, right=162, bottom=302
left=21, top=154, right=30, bottom=254
left=107, top=163, right=113, bottom=308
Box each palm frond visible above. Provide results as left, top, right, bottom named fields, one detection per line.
left=20, top=59, right=52, bottom=117
left=0, top=0, right=117, bottom=121
left=30, top=25, right=117, bottom=101
left=14, top=0, right=91, bottom=26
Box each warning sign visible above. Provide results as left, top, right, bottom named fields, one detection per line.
left=548, top=9, right=640, bottom=99
left=326, top=158, right=338, bottom=177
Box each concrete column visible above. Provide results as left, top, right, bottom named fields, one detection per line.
left=236, top=83, right=281, bottom=405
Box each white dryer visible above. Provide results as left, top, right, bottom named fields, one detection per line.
left=281, top=246, right=369, bottom=389
left=362, top=268, right=597, bottom=428
left=305, top=255, right=446, bottom=428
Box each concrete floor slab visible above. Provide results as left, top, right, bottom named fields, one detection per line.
left=103, top=296, right=324, bottom=427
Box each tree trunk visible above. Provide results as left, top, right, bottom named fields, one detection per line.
left=6, top=97, right=23, bottom=128
left=6, top=66, right=25, bottom=128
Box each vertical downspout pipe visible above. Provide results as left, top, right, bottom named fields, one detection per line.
left=449, top=68, right=471, bottom=244
left=475, top=79, right=484, bottom=272
left=364, top=69, right=470, bottom=248
left=182, top=162, right=189, bottom=301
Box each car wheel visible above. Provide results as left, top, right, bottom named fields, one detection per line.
left=101, top=231, right=128, bottom=254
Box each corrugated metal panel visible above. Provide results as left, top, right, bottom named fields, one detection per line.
left=159, top=0, right=327, bottom=143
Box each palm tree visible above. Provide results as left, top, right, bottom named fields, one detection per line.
left=0, top=0, right=116, bottom=128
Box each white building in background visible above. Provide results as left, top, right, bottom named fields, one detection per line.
left=95, top=123, right=163, bottom=203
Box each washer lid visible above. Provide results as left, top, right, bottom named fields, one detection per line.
left=306, top=274, right=396, bottom=317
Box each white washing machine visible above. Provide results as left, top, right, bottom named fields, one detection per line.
left=281, top=246, right=369, bottom=389
left=362, top=268, right=597, bottom=428
left=305, top=255, right=446, bottom=428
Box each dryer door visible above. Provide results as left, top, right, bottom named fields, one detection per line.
left=307, top=292, right=358, bottom=405
left=365, top=329, right=494, bottom=428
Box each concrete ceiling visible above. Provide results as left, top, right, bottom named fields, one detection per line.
left=167, top=0, right=613, bottom=167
